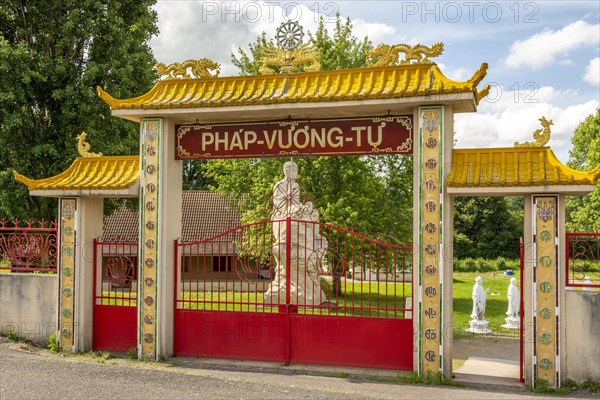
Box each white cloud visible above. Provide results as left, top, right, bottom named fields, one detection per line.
left=150, top=1, right=397, bottom=76
left=505, top=20, right=600, bottom=70
left=583, top=57, right=600, bottom=85
left=455, top=86, right=599, bottom=163
left=437, top=63, right=473, bottom=81
left=352, top=19, right=396, bottom=46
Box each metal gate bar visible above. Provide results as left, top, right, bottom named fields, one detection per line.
left=92, top=239, right=138, bottom=352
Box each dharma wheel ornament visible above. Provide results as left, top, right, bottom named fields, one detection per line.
left=258, top=21, right=320, bottom=75
left=276, top=21, right=304, bottom=51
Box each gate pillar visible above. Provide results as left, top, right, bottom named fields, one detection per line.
left=524, top=194, right=566, bottom=387
left=415, top=105, right=454, bottom=377
left=57, top=196, right=103, bottom=352
left=138, top=118, right=182, bottom=360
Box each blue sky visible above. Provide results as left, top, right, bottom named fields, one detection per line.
left=150, top=1, right=600, bottom=163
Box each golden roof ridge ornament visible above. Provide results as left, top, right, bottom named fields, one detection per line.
left=258, top=20, right=321, bottom=75
left=367, top=42, right=444, bottom=67
left=515, top=117, right=554, bottom=147
left=76, top=132, right=102, bottom=157
left=156, top=58, right=221, bottom=79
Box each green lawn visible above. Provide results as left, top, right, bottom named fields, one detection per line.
left=452, top=271, right=521, bottom=338
left=176, top=280, right=413, bottom=318
left=98, top=273, right=529, bottom=331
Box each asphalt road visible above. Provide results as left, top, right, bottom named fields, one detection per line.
left=0, top=339, right=594, bottom=400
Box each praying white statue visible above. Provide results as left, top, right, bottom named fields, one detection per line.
left=467, top=276, right=492, bottom=334
left=470, top=276, right=490, bottom=321
left=264, top=161, right=328, bottom=306
left=271, top=161, right=303, bottom=220
left=506, top=277, right=520, bottom=318
left=502, top=277, right=520, bottom=330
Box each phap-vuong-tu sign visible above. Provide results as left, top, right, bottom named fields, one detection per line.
left=176, top=116, right=413, bottom=159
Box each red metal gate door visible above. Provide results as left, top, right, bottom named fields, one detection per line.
left=93, top=239, right=138, bottom=352
left=173, top=220, right=413, bottom=370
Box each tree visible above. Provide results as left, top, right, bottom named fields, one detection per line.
left=230, top=15, right=372, bottom=75
left=453, top=196, right=523, bottom=259
left=566, top=108, right=600, bottom=232
left=0, top=1, right=158, bottom=220
left=204, top=16, right=414, bottom=243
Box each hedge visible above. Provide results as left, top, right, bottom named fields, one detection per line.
left=453, top=257, right=519, bottom=273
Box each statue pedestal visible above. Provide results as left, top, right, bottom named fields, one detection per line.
left=467, top=319, right=492, bottom=334
left=502, top=316, right=520, bottom=330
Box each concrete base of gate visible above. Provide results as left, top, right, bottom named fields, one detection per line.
left=453, top=357, right=521, bottom=387
left=172, top=357, right=406, bottom=379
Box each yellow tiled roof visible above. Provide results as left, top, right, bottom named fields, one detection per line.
left=13, top=156, right=139, bottom=191
left=97, top=63, right=490, bottom=110
left=447, top=148, right=600, bottom=187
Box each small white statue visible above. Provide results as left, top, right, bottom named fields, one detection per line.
left=470, top=276, right=490, bottom=321
left=583, top=276, right=593, bottom=292
left=467, top=276, right=492, bottom=334
left=502, top=277, right=520, bottom=330
left=506, top=278, right=519, bottom=318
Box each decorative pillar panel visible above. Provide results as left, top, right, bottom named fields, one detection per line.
left=533, top=195, right=559, bottom=386
left=418, top=107, right=444, bottom=374
left=58, top=198, right=77, bottom=351
left=139, top=119, right=162, bottom=360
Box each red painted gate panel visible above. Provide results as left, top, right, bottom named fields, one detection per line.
left=289, top=315, right=413, bottom=370
left=174, top=220, right=413, bottom=370
left=93, top=240, right=138, bottom=352
left=174, top=311, right=287, bottom=361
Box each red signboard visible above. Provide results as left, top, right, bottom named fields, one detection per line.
left=175, top=116, right=412, bottom=159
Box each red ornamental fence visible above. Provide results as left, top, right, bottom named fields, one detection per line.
left=566, top=233, right=600, bottom=288
left=0, top=219, right=58, bottom=273
left=174, top=219, right=413, bottom=317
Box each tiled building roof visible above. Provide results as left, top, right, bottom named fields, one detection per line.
left=181, top=191, right=243, bottom=242
left=447, top=148, right=600, bottom=187
left=102, top=191, right=243, bottom=242
left=97, top=63, right=490, bottom=111
left=13, top=156, right=139, bottom=195
left=102, top=205, right=139, bottom=242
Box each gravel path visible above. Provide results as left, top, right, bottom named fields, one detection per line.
left=1, top=337, right=595, bottom=400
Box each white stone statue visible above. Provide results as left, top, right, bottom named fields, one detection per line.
left=506, top=278, right=519, bottom=318
left=502, top=277, right=520, bottom=330
left=264, top=161, right=329, bottom=306
left=470, top=276, right=489, bottom=320
left=583, top=276, right=593, bottom=292
left=467, top=276, right=492, bottom=334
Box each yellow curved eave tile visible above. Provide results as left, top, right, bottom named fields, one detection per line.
left=98, top=63, right=487, bottom=110
left=448, top=148, right=600, bottom=187
left=545, top=149, right=600, bottom=185
left=13, top=156, right=140, bottom=191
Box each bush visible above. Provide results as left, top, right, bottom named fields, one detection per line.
left=496, top=257, right=507, bottom=270
left=47, top=332, right=61, bottom=353
left=453, top=258, right=520, bottom=273
left=476, top=259, right=495, bottom=272
left=465, top=258, right=477, bottom=272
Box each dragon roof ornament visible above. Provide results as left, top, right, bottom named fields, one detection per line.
left=258, top=20, right=321, bottom=75
left=367, top=42, right=444, bottom=66
left=515, top=117, right=553, bottom=147
left=156, top=58, right=221, bottom=80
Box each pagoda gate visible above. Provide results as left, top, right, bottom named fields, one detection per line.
left=14, top=23, right=599, bottom=387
